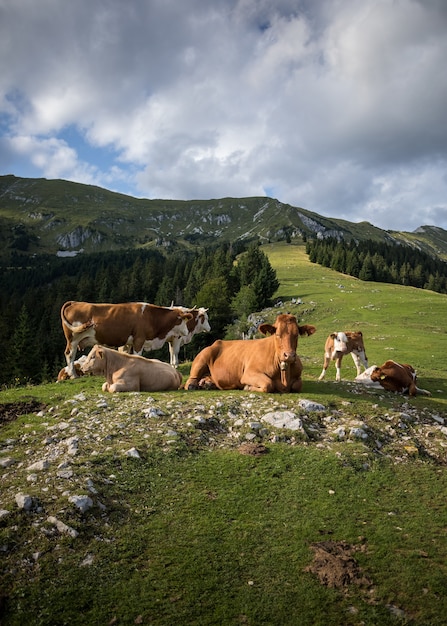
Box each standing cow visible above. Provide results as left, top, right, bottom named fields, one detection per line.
left=61, top=301, right=192, bottom=378
left=185, top=314, right=316, bottom=393
left=81, top=345, right=183, bottom=393
left=318, top=331, right=368, bottom=382
left=168, top=306, right=211, bottom=367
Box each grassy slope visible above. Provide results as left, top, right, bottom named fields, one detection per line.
left=1, top=242, right=447, bottom=626
left=264, top=242, right=447, bottom=401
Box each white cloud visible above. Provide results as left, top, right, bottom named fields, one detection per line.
left=1, top=0, right=447, bottom=231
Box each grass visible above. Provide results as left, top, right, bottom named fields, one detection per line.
left=1, top=242, right=447, bottom=625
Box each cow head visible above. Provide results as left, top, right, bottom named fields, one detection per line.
left=173, top=310, right=194, bottom=336
left=81, top=345, right=106, bottom=375
left=259, top=314, right=316, bottom=366
left=196, top=307, right=211, bottom=333
left=331, top=332, right=348, bottom=353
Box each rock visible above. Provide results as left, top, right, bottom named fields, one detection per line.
left=0, top=509, right=10, bottom=519
left=349, top=427, right=368, bottom=440
left=298, top=399, right=325, bottom=412
left=125, top=447, right=141, bottom=458
left=47, top=516, right=79, bottom=538
left=262, top=411, right=306, bottom=432
left=15, top=493, right=34, bottom=511
left=26, top=460, right=50, bottom=472
left=0, top=457, right=15, bottom=468
left=68, top=495, right=94, bottom=513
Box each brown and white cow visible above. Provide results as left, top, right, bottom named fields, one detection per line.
left=80, top=345, right=183, bottom=393
left=370, top=360, right=431, bottom=396
left=57, top=355, right=88, bottom=381
left=61, top=301, right=192, bottom=378
left=318, top=331, right=368, bottom=382
left=185, top=314, right=316, bottom=393
left=168, top=306, right=210, bottom=367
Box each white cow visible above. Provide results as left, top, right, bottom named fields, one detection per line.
left=81, top=345, right=183, bottom=393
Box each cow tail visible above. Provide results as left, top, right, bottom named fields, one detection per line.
left=61, top=302, right=94, bottom=333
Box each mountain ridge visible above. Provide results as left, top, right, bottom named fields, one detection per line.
left=1, top=174, right=446, bottom=260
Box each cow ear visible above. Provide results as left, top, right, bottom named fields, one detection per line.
left=98, top=348, right=104, bottom=359
left=258, top=323, right=275, bottom=336
left=330, top=332, right=337, bottom=339
left=380, top=374, right=386, bottom=380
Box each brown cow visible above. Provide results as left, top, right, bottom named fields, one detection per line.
left=370, top=360, right=431, bottom=396
left=318, top=331, right=368, bottom=381
left=80, top=345, right=183, bottom=393
left=185, top=314, right=316, bottom=393
left=61, top=301, right=192, bottom=378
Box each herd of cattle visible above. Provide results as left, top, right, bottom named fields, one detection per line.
left=57, top=300, right=431, bottom=397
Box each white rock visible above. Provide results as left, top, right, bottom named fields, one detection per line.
left=47, top=516, right=79, bottom=538
left=298, top=399, right=325, bottom=412
left=125, top=447, right=141, bottom=458
left=0, top=509, right=10, bottom=519
left=69, top=495, right=93, bottom=513
left=349, top=427, right=368, bottom=440
left=262, top=411, right=306, bottom=431
left=0, top=457, right=15, bottom=468
left=27, top=460, right=50, bottom=472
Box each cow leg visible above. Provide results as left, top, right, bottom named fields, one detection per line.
left=351, top=351, right=368, bottom=376
left=65, top=340, right=79, bottom=378
left=318, top=354, right=331, bottom=380
left=185, top=350, right=212, bottom=390
left=168, top=339, right=180, bottom=368
left=416, top=386, right=431, bottom=396
left=335, top=356, right=343, bottom=382
left=242, top=374, right=275, bottom=393
left=108, top=378, right=140, bottom=393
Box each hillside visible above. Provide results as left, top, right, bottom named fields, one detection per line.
left=1, top=174, right=447, bottom=260
left=1, top=242, right=447, bottom=624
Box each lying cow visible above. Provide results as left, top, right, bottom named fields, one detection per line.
left=318, top=331, right=368, bottom=381
left=370, top=360, right=431, bottom=396
left=57, top=356, right=88, bottom=381
left=61, top=301, right=192, bottom=378
left=81, top=345, right=183, bottom=393
left=185, top=314, right=316, bottom=393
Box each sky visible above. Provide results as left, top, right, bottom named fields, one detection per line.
left=1, top=0, right=447, bottom=233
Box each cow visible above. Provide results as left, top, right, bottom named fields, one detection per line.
left=57, top=355, right=88, bottom=381
left=80, top=345, right=183, bottom=393
left=61, top=301, right=192, bottom=378
left=318, top=331, right=368, bottom=382
left=167, top=306, right=210, bottom=367
left=370, top=360, right=431, bottom=396
left=184, top=314, right=316, bottom=393
left=122, top=306, right=210, bottom=366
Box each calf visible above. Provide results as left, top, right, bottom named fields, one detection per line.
left=319, top=331, right=368, bottom=381
left=81, top=345, right=182, bottom=393
left=57, top=356, right=88, bottom=381
left=370, top=360, right=431, bottom=396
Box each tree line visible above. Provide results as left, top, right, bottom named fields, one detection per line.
left=0, top=242, right=279, bottom=386
left=306, top=237, right=447, bottom=293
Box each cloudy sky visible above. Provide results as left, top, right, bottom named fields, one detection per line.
left=1, top=0, right=447, bottom=232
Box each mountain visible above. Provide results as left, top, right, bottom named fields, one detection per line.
left=1, top=174, right=447, bottom=260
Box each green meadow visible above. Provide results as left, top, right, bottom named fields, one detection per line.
left=1, top=242, right=447, bottom=626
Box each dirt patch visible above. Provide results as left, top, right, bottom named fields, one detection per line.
left=305, top=541, right=372, bottom=591
left=0, top=400, right=47, bottom=426
left=237, top=442, right=269, bottom=456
